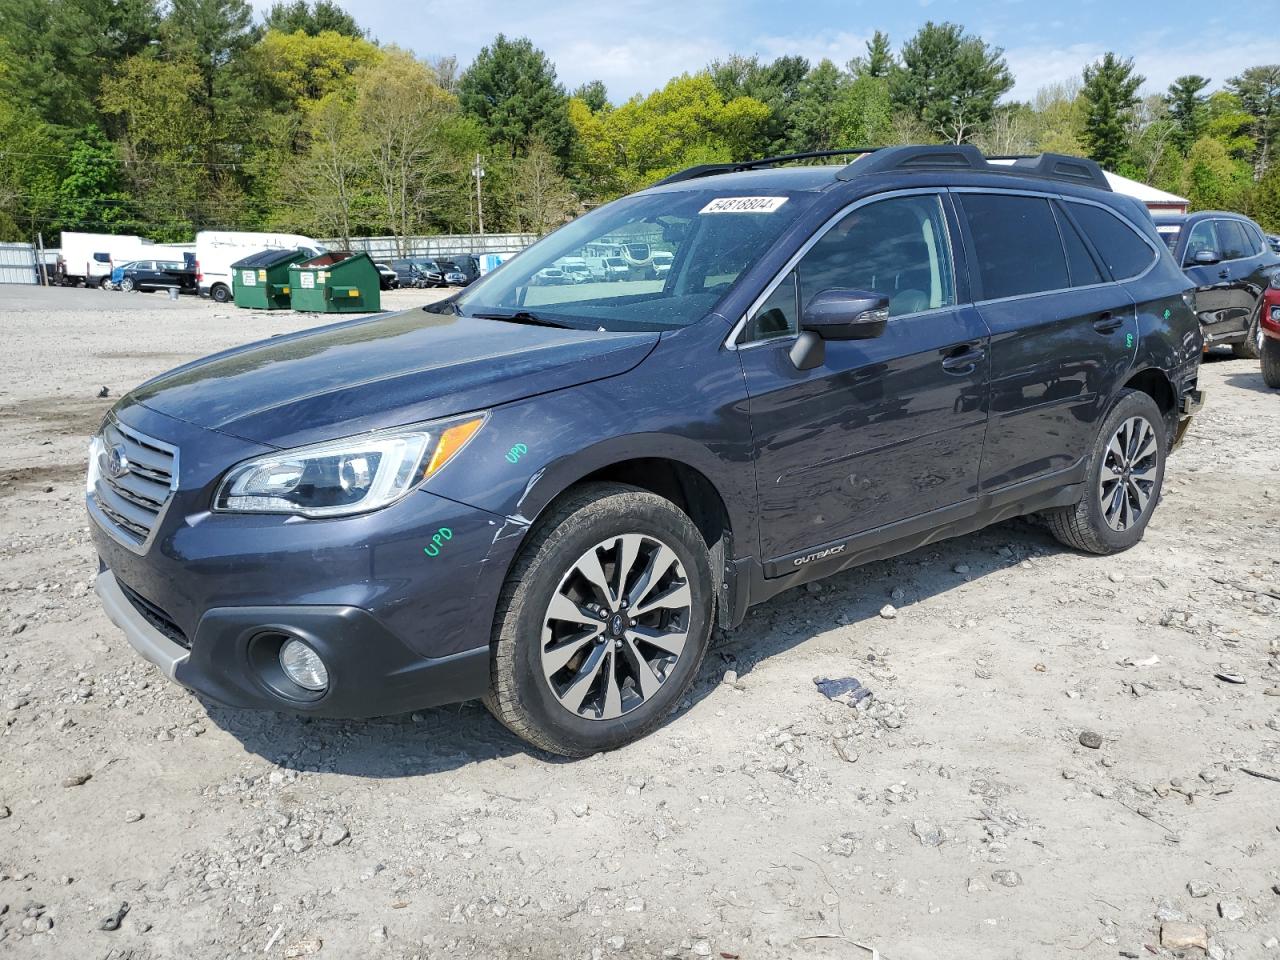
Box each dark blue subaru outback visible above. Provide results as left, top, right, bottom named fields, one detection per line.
left=89, top=146, right=1203, bottom=756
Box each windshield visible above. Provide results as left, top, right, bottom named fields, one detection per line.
left=453, top=188, right=818, bottom=331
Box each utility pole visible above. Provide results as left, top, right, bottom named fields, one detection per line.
left=36, top=232, right=47, bottom=286
left=472, top=154, right=485, bottom=236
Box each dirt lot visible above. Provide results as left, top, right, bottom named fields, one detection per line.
left=1, top=284, right=1278, bottom=960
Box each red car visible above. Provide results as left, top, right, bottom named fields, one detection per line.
left=1264, top=282, right=1280, bottom=387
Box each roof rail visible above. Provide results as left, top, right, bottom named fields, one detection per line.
left=651, top=148, right=879, bottom=187
left=652, top=144, right=1112, bottom=193
left=837, top=145, right=1111, bottom=191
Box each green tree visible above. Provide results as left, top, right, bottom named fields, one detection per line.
left=458, top=34, right=573, bottom=163
left=0, top=99, right=62, bottom=239
left=1165, top=74, right=1209, bottom=154
left=1080, top=52, right=1143, bottom=169
left=1182, top=135, right=1247, bottom=210
left=161, top=0, right=257, bottom=111
left=850, top=31, right=893, bottom=79
left=833, top=72, right=896, bottom=146
left=573, top=80, right=610, bottom=113
left=100, top=55, right=217, bottom=239
left=891, top=22, right=1013, bottom=143
left=1227, top=65, right=1280, bottom=176
left=0, top=0, right=159, bottom=129
left=1204, top=91, right=1256, bottom=159
left=263, top=0, right=363, bottom=38
left=1251, top=161, right=1280, bottom=231
left=708, top=53, right=810, bottom=154
left=252, top=27, right=380, bottom=108
left=792, top=59, right=851, bottom=151
left=56, top=125, right=133, bottom=232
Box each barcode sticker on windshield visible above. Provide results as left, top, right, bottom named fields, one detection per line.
left=700, top=196, right=789, bottom=214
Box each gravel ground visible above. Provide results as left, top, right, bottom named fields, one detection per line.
left=1, top=284, right=1278, bottom=960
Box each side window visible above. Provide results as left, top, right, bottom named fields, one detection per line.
left=796, top=194, right=955, bottom=318
left=744, top=271, right=798, bottom=341
left=959, top=193, right=1067, bottom=299
left=1066, top=202, right=1155, bottom=280
left=1183, top=221, right=1219, bottom=263
left=1216, top=220, right=1251, bottom=261
left=1054, top=204, right=1104, bottom=286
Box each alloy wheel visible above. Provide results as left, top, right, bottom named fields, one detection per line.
left=540, top=534, right=691, bottom=721
left=1098, top=416, right=1159, bottom=532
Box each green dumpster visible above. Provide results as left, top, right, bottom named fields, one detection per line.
left=287, top=251, right=381, bottom=313
left=230, top=248, right=311, bottom=310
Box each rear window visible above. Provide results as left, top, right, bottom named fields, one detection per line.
left=959, top=194, right=1068, bottom=300
left=1156, top=225, right=1181, bottom=251
left=1067, top=202, right=1154, bottom=280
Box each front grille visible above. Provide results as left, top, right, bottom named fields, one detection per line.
left=118, top=580, right=190, bottom=648
left=90, top=419, right=178, bottom=551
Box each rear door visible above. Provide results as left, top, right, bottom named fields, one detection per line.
left=738, top=190, right=991, bottom=564
left=1214, top=218, right=1267, bottom=336
left=956, top=191, right=1140, bottom=492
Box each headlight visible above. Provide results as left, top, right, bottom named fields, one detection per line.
left=214, top=415, right=485, bottom=517
left=1269, top=273, right=1280, bottom=290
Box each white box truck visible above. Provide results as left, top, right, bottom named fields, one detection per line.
left=196, top=231, right=324, bottom=302
left=59, top=232, right=153, bottom=287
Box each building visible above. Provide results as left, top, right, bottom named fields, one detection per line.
left=1102, top=171, right=1188, bottom=215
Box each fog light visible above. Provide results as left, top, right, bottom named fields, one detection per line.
left=279, top=639, right=328, bottom=692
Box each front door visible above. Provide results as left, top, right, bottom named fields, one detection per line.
left=738, top=192, right=991, bottom=565
left=1182, top=219, right=1245, bottom=343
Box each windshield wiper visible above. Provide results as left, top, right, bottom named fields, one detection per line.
left=468, top=309, right=574, bottom=329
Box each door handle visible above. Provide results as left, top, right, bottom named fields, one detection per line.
left=1217, top=269, right=1230, bottom=280
left=941, top=345, right=985, bottom=373
left=1092, top=312, right=1124, bottom=334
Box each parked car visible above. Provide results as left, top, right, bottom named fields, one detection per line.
left=531, top=266, right=571, bottom=285
left=117, top=259, right=198, bottom=294
left=588, top=256, right=630, bottom=281
left=413, top=259, right=447, bottom=287
left=651, top=250, right=675, bottom=278
left=1261, top=278, right=1280, bottom=387
left=88, top=145, right=1202, bottom=757
left=103, top=261, right=140, bottom=291
left=440, top=255, right=479, bottom=286
left=195, top=231, right=324, bottom=303
left=556, top=257, right=592, bottom=283
left=1153, top=211, right=1280, bottom=359
left=375, top=262, right=399, bottom=290
left=1266, top=233, right=1280, bottom=254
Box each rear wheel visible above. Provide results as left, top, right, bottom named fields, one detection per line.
left=1045, top=389, right=1167, bottom=555
left=485, top=482, right=714, bottom=757
left=1232, top=308, right=1262, bottom=359
left=1262, top=336, right=1280, bottom=388
left=210, top=283, right=231, bottom=303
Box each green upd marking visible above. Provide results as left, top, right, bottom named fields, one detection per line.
left=1125, top=333, right=1134, bottom=349
left=506, top=442, right=528, bottom=464
left=423, top=527, right=453, bottom=557
left=1163, top=308, right=1171, bottom=319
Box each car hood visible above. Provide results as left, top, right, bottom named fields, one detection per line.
left=127, top=309, right=660, bottom=448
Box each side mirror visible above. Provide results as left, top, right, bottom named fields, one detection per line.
left=789, top=289, right=890, bottom=371
left=1191, top=250, right=1221, bottom=266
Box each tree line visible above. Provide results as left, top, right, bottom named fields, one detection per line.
left=2, top=1, right=1278, bottom=249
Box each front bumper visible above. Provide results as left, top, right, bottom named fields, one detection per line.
left=96, top=569, right=488, bottom=717
left=88, top=403, right=523, bottom=718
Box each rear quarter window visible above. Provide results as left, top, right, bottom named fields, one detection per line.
left=1067, top=202, right=1155, bottom=280
left=1215, top=219, right=1253, bottom=261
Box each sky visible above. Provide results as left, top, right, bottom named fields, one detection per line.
left=254, top=0, right=1280, bottom=103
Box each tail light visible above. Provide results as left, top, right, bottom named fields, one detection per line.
left=195, top=260, right=202, bottom=282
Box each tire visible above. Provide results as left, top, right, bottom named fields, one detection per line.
left=1232, top=308, right=1262, bottom=359
left=1262, top=336, right=1280, bottom=388
left=210, top=284, right=231, bottom=303
left=120, top=277, right=135, bottom=293
left=1044, top=389, right=1167, bottom=555
left=485, top=482, right=714, bottom=757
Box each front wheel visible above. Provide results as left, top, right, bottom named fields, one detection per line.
left=1262, top=336, right=1280, bottom=388
left=1045, top=389, right=1167, bottom=555
left=1232, top=309, right=1262, bottom=360
left=485, top=482, right=714, bottom=757
left=120, top=277, right=135, bottom=292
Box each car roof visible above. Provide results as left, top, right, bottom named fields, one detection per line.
left=1153, top=211, right=1253, bottom=226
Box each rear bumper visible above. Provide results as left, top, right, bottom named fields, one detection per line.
left=96, top=568, right=489, bottom=717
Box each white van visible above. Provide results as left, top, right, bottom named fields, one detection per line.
left=195, top=231, right=324, bottom=302
left=59, top=232, right=152, bottom=287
